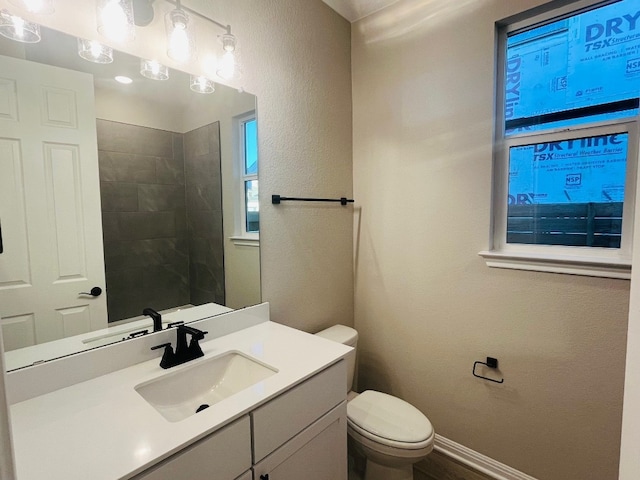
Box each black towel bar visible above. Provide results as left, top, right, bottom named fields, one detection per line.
left=272, top=194, right=354, bottom=205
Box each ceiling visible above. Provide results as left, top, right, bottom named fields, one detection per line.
left=322, top=0, right=400, bottom=22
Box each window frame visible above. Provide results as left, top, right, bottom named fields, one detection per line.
left=230, top=111, right=259, bottom=246
left=480, top=0, right=639, bottom=279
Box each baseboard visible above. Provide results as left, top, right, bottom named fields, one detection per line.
left=432, top=434, right=539, bottom=480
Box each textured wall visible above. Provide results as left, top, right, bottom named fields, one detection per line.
left=217, top=0, right=354, bottom=330
left=352, top=1, right=629, bottom=479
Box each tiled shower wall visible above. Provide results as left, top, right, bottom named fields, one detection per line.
left=96, top=119, right=224, bottom=323
left=184, top=123, right=225, bottom=306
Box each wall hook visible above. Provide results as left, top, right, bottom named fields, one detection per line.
left=473, top=357, right=504, bottom=384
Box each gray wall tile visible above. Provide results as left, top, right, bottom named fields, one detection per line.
left=100, top=182, right=138, bottom=212
left=156, top=156, right=185, bottom=185
left=96, top=119, right=174, bottom=157
left=138, top=184, right=186, bottom=212
left=184, top=121, right=224, bottom=305
left=99, top=151, right=156, bottom=183
left=98, top=119, right=225, bottom=321
left=186, top=184, right=222, bottom=211
left=117, top=212, right=176, bottom=240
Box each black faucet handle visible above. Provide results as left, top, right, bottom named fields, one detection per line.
left=151, top=342, right=176, bottom=370
left=177, top=324, right=208, bottom=340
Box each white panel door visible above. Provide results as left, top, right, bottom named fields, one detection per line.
left=0, top=55, right=107, bottom=351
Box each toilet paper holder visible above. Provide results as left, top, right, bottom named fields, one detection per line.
left=473, top=357, right=504, bottom=384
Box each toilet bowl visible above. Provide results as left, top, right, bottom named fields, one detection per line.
left=315, top=325, right=434, bottom=480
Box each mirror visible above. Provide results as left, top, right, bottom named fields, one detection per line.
left=0, top=26, right=260, bottom=371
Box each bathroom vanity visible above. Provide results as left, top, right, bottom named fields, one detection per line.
left=7, top=305, right=351, bottom=480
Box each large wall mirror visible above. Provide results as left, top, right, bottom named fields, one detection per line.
left=0, top=26, right=261, bottom=371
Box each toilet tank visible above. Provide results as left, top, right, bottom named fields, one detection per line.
left=315, top=325, right=358, bottom=393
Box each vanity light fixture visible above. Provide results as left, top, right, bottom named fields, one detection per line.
left=190, top=75, right=214, bottom=94
left=78, top=38, right=113, bottom=64
left=163, top=0, right=240, bottom=80
left=165, top=2, right=194, bottom=63
left=0, top=10, right=40, bottom=43
left=8, top=0, right=54, bottom=15
left=96, top=0, right=135, bottom=43
left=140, top=58, right=169, bottom=80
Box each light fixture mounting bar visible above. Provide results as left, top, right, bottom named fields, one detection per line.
left=163, top=0, right=231, bottom=34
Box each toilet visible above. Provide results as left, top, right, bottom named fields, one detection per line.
left=315, top=325, right=434, bottom=480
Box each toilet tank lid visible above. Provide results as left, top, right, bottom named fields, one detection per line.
left=315, top=324, right=358, bottom=346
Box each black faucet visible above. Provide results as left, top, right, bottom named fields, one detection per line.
left=142, top=308, right=163, bottom=332
left=151, top=324, right=208, bottom=369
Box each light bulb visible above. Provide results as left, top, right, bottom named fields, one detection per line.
left=166, top=8, right=194, bottom=62
left=169, top=24, right=189, bottom=61
left=9, top=0, right=54, bottom=14
left=97, top=0, right=134, bottom=43
left=216, top=50, right=235, bottom=80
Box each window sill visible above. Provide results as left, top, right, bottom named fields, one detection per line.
left=478, top=250, right=631, bottom=279
left=230, top=236, right=260, bottom=247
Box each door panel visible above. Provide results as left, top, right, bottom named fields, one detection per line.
left=0, top=138, right=30, bottom=288
left=0, top=55, right=107, bottom=351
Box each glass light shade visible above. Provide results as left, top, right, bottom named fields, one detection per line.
left=8, top=0, right=54, bottom=15
left=96, top=0, right=134, bottom=43
left=216, top=50, right=236, bottom=80
left=165, top=8, right=194, bottom=63
left=216, top=33, right=237, bottom=80
left=190, top=75, right=214, bottom=94
left=140, top=59, right=169, bottom=81
left=0, top=10, right=40, bottom=43
left=77, top=38, right=113, bottom=64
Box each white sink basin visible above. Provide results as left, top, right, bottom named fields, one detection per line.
left=135, top=351, right=278, bottom=422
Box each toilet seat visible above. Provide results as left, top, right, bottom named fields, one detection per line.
left=347, top=390, right=434, bottom=450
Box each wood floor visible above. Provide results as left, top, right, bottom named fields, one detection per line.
left=349, top=449, right=494, bottom=480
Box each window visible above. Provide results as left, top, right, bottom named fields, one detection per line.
left=481, top=0, right=640, bottom=278
left=232, top=112, right=259, bottom=245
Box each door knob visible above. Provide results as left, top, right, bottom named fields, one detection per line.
left=79, top=287, right=103, bottom=297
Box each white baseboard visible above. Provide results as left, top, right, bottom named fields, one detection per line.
left=432, top=434, right=539, bottom=480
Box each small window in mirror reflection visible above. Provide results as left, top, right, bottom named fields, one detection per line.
left=239, top=113, right=258, bottom=236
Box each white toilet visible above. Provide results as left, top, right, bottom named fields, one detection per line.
left=315, top=325, right=434, bottom=480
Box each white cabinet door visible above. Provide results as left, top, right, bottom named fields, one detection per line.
left=0, top=55, right=107, bottom=351
left=252, top=360, right=345, bottom=462
left=253, top=402, right=347, bottom=480
left=135, top=416, right=251, bottom=480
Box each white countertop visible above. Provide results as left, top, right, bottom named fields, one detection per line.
left=10, top=321, right=351, bottom=480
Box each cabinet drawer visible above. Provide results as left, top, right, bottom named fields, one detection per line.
left=136, top=416, right=251, bottom=480
left=252, top=360, right=346, bottom=462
